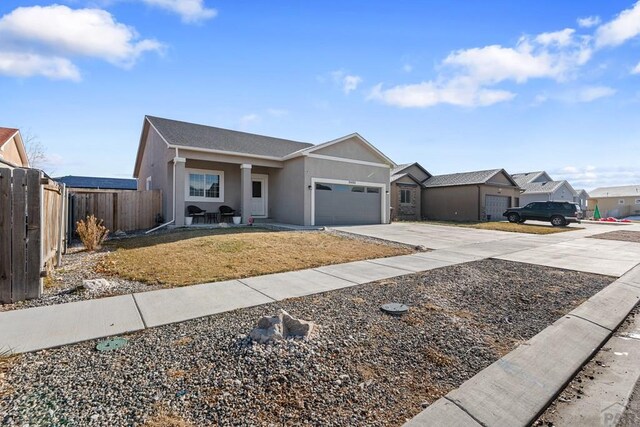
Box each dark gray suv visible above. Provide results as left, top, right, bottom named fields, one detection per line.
left=503, top=201, right=582, bottom=226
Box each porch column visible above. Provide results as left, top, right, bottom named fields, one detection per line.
left=174, top=156, right=187, bottom=226
left=240, top=163, right=252, bottom=224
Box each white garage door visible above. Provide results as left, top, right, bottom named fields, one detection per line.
left=314, top=183, right=382, bottom=226
left=485, top=195, right=510, bottom=221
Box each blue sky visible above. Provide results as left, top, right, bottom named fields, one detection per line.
left=1, top=1, right=639, bottom=190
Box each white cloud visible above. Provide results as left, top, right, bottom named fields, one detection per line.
left=633, top=61, right=640, bottom=74
left=0, top=51, right=80, bottom=80
left=0, top=5, right=163, bottom=68
left=267, top=108, right=288, bottom=117
left=553, top=165, right=640, bottom=189
left=368, top=77, right=515, bottom=108
left=141, top=0, right=217, bottom=23
left=535, top=28, right=576, bottom=47
left=595, top=1, right=640, bottom=48
left=239, top=113, right=260, bottom=129
left=577, top=16, right=600, bottom=28
left=574, top=85, right=616, bottom=102
left=331, top=70, right=362, bottom=94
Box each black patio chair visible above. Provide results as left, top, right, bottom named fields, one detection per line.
left=187, top=205, right=206, bottom=224
left=219, top=205, right=236, bottom=223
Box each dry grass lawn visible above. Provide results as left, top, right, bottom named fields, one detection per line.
left=97, top=228, right=412, bottom=286
left=416, top=220, right=580, bottom=235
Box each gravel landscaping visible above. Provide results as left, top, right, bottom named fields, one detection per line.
left=588, top=230, right=640, bottom=243
left=0, top=259, right=613, bottom=426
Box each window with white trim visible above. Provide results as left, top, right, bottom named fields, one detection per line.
left=400, top=188, right=411, bottom=205
left=185, top=169, right=224, bottom=202
left=618, top=199, right=625, bottom=205
left=636, top=199, right=640, bottom=205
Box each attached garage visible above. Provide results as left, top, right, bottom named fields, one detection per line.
left=485, top=195, right=510, bottom=221
left=313, top=182, right=383, bottom=226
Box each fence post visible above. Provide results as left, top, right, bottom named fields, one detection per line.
left=25, top=169, right=42, bottom=299
left=0, top=167, right=12, bottom=303
left=57, top=183, right=66, bottom=265
left=10, top=169, right=27, bottom=301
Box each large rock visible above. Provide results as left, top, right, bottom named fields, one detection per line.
left=82, top=278, right=114, bottom=292
left=250, top=309, right=315, bottom=344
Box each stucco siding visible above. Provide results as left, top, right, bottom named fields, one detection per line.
left=423, top=186, right=480, bottom=221
left=304, top=157, right=390, bottom=225
left=0, top=137, right=27, bottom=167
left=403, top=164, right=430, bottom=182
left=487, top=171, right=512, bottom=186
left=137, top=126, right=172, bottom=220
left=312, top=136, right=385, bottom=164
left=270, top=157, right=305, bottom=224
left=588, top=197, right=640, bottom=218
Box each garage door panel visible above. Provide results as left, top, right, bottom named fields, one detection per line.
left=485, top=195, right=510, bottom=221
left=315, top=183, right=381, bottom=226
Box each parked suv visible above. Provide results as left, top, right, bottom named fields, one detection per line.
left=503, top=201, right=582, bottom=226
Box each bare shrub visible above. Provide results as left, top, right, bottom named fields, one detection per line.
left=76, top=215, right=109, bottom=251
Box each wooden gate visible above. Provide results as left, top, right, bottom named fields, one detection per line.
left=0, top=167, right=67, bottom=303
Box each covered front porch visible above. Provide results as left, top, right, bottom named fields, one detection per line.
left=171, top=150, right=283, bottom=227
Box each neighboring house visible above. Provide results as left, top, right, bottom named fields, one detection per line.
left=422, top=169, right=521, bottom=221
left=573, top=189, right=589, bottom=211
left=133, top=116, right=395, bottom=227
left=0, top=127, right=29, bottom=168
left=390, top=162, right=432, bottom=220
left=589, top=185, right=640, bottom=218
left=55, top=176, right=138, bottom=192
left=511, top=171, right=577, bottom=206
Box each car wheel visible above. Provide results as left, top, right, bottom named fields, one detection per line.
left=507, top=213, right=520, bottom=223
left=550, top=215, right=566, bottom=227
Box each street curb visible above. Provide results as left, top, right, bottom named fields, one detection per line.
left=404, top=265, right=640, bottom=427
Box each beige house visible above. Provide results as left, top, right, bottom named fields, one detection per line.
left=133, top=116, right=396, bottom=227
left=589, top=185, right=640, bottom=218
left=0, top=127, right=29, bottom=168
left=422, top=169, right=521, bottom=221
left=390, top=162, right=432, bottom=220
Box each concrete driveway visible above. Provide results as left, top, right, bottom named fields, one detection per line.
left=333, top=222, right=640, bottom=277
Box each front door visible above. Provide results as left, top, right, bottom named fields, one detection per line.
left=251, top=174, right=268, bottom=217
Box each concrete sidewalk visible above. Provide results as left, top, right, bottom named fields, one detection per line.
left=2, top=222, right=639, bottom=355
left=0, top=249, right=471, bottom=354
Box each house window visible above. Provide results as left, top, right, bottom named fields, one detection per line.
left=619, top=199, right=625, bottom=205
left=186, top=169, right=224, bottom=202
left=146, top=176, right=152, bottom=191
left=400, top=188, right=411, bottom=205
left=636, top=199, right=640, bottom=205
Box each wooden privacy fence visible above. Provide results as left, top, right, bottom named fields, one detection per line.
left=0, top=167, right=67, bottom=303
left=68, top=190, right=161, bottom=236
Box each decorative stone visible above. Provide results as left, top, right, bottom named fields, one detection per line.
left=82, top=278, right=114, bottom=292
left=249, top=309, right=316, bottom=344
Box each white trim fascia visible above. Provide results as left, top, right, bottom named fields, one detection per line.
left=250, top=173, right=269, bottom=218
left=283, top=133, right=397, bottom=167
left=310, top=177, right=387, bottom=226
left=306, top=153, right=391, bottom=168
left=0, top=130, right=19, bottom=148
left=184, top=168, right=225, bottom=203
left=169, top=145, right=284, bottom=162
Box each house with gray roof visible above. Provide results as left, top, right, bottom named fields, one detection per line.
left=133, top=115, right=396, bottom=227
left=390, top=162, right=432, bottom=220
left=421, top=169, right=521, bottom=221
left=589, top=185, right=640, bottom=218
left=55, top=176, right=138, bottom=191
left=512, top=171, right=577, bottom=207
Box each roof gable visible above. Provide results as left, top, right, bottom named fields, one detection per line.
left=391, top=162, right=431, bottom=181
left=0, top=127, right=29, bottom=168
left=285, top=133, right=395, bottom=166
left=590, top=185, right=640, bottom=198
left=511, top=171, right=552, bottom=186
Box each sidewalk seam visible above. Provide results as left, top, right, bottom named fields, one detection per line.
left=363, top=259, right=416, bottom=273
left=443, top=396, right=488, bottom=427
left=312, top=269, right=361, bottom=285
left=131, top=294, right=148, bottom=329
left=568, top=313, right=613, bottom=332
left=236, top=280, right=278, bottom=302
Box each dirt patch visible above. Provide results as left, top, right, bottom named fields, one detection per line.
left=413, top=220, right=580, bottom=234
left=0, top=259, right=613, bottom=426
left=588, top=230, right=640, bottom=243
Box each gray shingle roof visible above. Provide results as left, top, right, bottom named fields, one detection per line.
left=391, top=163, right=411, bottom=176
left=519, top=180, right=565, bottom=194
left=511, top=171, right=545, bottom=187
left=590, top=185, right=640, bottom=198
left=423, top=169, right=507, bottom=188
left=147, top=116, right=313, bottom=158
left=55, top=176, right=137, bottom=190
